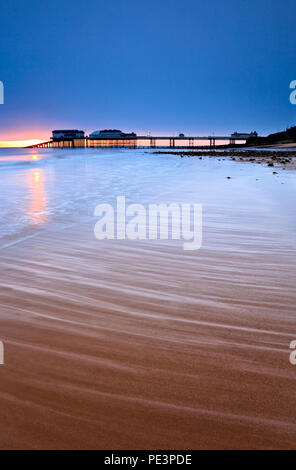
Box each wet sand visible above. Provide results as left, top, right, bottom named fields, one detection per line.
left=0, top=148, right=296, bottom=449
left=0, top=224, right=296, bottom=449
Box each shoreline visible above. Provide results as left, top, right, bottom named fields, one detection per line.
left=153, top=149, right=296, bottom=170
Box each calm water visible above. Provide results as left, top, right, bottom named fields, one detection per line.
left=0, top=149, right=296, bottom=255
left=0, top=147, right=295, bottom=251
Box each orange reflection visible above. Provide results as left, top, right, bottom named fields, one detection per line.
left=27, top=168, right=47, bottom=224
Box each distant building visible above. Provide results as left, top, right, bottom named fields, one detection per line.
left=231, top=131, right=258, bottom=139
left=89, top=129, right=137, bottom=139
left=52, top=130, right=85, bottom=139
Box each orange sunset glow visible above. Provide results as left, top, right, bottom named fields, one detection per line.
left=0, top=139, right=47, bottom=148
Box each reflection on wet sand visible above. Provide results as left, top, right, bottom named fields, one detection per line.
left=27, top=168, right=47, bottom=225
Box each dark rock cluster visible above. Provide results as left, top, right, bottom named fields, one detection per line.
left=153, top=150, right=295, bottom=168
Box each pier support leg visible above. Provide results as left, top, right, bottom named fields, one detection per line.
left=210, top=138, right=216, bottom=148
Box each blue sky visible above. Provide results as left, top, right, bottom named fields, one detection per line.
left=0, top=0, right=295, bottom=139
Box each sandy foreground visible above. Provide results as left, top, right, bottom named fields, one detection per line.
left=0, top=219, right=295, bottom=450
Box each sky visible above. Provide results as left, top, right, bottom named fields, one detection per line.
left=0, top=0, right=295, bottom=143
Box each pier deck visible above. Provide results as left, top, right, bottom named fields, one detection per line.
left=26, top=134, right=248, bottom=149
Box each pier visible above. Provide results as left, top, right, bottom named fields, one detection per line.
left=26, top=131, right=258, bottom=149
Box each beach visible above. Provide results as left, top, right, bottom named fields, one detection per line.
left=0, top=147, right=296, bottom=449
